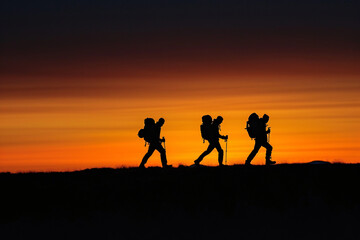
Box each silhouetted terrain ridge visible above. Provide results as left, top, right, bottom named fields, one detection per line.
left=1, top=164, right=359, bottom=240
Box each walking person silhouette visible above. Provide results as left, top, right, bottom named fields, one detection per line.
left=195, top=115, right=228, bottom=166
left=245, top=114, right=275, bottom=165
left=138, top=118, right=171, bottom=168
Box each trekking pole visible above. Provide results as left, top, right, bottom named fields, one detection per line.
left=225, top=137, right=228, bottom=165
left=268, top=127, right=271, bottom=143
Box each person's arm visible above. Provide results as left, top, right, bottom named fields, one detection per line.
left=266, top=127, right=271, bottom=134
left=215, top=124, right=228, bottom=140
left=219, top=134, right=228, bottom=140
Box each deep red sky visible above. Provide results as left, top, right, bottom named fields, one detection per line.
left=1, top=1, right=360, bottom=172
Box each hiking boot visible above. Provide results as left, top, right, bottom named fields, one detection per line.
left=139, top=164, right=145, bottom=169
left=194, top=159, right=200, bottom=166
left=266, top=160, right=276, bottom=165
left=163, top=164, right=172, bottom=168
left=245, top=160, right=252, bottom=166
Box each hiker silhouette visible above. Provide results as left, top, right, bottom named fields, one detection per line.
left=195, top=115, right=228, bottom=166
left=138, top=118, right=171, bottom=168
left=245, top=113, right=275, bottom=165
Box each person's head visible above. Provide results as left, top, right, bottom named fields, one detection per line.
left=158, top=118, right=165, bottom=126
left=202, top=115, right=212, bottom=125
left=263, top=114, right=269, bottom=123
left=214, top=116, right=223, bottom=124
left=144, top=118, right=155, bottom=126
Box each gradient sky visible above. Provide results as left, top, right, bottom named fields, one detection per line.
left=1, top=0, right=360, bottom=172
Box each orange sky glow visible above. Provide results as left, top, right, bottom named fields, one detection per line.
left=1, top=2, right=360, bottom=172
left=1, top=71, right=360, bottom=172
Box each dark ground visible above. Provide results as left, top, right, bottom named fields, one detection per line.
left=1, top=164, right=360, bottom=240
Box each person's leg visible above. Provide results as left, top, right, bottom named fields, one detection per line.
left=262, top=142, right=275, bottom=164
left=195, top=143, right=215, bottom=164
left=246, top=141, right=261, bottom=165
left=139, top=145, right=155, bottom=168
left=154, top=143, right=168, bottom=167
left=213, top=141, right=224, bottom=166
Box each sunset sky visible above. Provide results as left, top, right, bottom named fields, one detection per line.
left=1, top=1, right=360, bottom=172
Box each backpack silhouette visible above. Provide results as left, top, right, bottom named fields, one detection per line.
left=246, top=113, right=259, bottom=139
left=138, top=118, right=155, bottom=143
left=200, top=115, right=212, bottom=142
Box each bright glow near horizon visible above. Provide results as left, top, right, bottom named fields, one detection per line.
left=1, top=75, right=359, bottom=172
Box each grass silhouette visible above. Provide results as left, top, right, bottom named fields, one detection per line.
left=0, top=164, right=359, bottom=239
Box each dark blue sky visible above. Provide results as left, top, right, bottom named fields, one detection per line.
left=1, top=0, right=359, bottom=82
left=1, top=0, right=359, bottom=40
